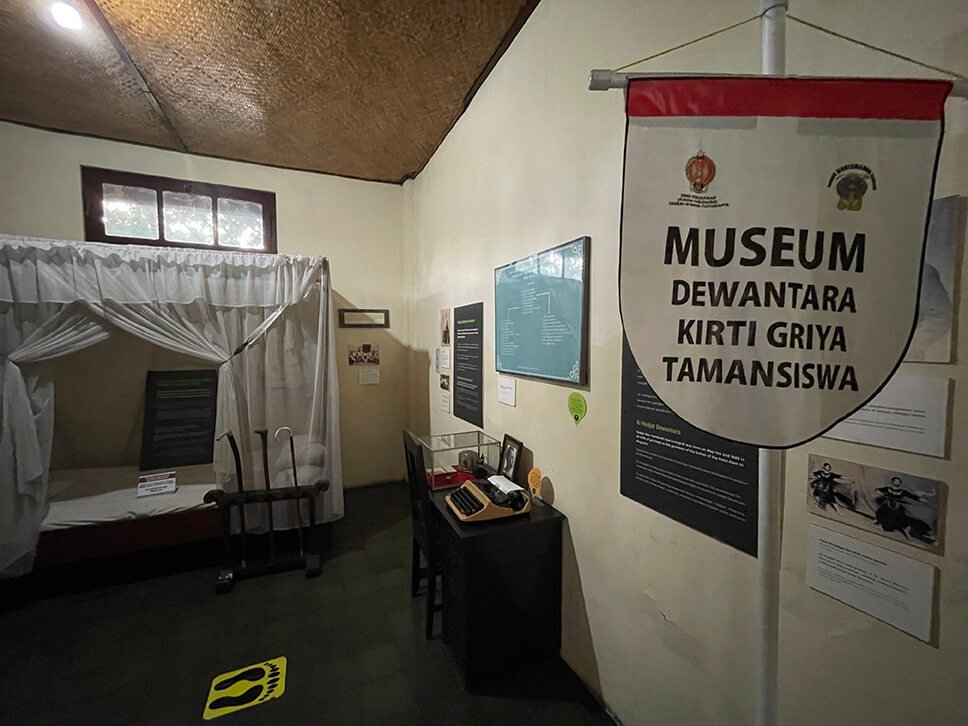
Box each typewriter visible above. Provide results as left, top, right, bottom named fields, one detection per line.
left=445, top=476, right=532, bottom=523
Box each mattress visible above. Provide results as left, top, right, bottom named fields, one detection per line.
left=42, top=465, right=219, bottom=531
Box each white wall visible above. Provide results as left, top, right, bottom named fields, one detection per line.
left=406, top=1, right=968, bottom=724
left=0, top=121, right=408, bottom=488
left=3, top=2, right=968, bottom=720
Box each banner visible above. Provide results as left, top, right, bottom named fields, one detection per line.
left=453, top=301, right=484, bottom=427
left=620, top=77, right=951, bottom=448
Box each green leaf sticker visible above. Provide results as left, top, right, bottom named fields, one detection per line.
left=567, top=392, right=587, bottom=425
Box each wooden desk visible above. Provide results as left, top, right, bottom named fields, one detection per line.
left=430, top=489, right=564, bottom=689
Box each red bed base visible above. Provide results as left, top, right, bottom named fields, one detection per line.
left=34, top=507, right=221, bottom=568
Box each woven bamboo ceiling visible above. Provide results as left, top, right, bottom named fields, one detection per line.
left=0, top=0, right=538, bottom=182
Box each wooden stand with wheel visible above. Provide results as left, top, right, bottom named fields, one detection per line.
left=204, top=429, right=329, bottom=593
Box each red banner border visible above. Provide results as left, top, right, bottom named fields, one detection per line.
left=627, top=77, right=952, bottom=121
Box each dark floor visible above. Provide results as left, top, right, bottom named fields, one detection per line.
left=0, top=483, right=611, bottom=725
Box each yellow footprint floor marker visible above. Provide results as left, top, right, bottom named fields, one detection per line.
left=202, top=656, right=287, bottom=720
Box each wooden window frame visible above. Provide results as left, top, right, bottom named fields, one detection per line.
left=81, top=166, right=278, bottom=253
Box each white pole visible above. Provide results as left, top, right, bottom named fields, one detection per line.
left=761, top=1, right=787, bottom=75
left=756, top=450, right=783, bottom=726
left=758, top=5, right=787, bottom=726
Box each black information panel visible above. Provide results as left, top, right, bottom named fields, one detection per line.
left=620, top=337, right=759, bottom=555
left=453, top=302, right=484, bottom=428
left=140, top=370, right=219, bottom=471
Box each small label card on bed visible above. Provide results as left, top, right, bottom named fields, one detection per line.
left=137, top=471, right=177, bottom=497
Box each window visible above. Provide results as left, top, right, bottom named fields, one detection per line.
left=81, top=167, right=277, bottom=253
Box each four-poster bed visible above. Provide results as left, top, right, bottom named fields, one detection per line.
left=0, top=236, right=343, bottom=576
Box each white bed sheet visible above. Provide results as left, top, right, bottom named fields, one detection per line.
left=42, top=484, right=216, bottom=531
left=43, top=465, right=219, bottom=531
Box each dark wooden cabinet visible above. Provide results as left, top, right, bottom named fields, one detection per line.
left=430, top=491, right=564, bottom=689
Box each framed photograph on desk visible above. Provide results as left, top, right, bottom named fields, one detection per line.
left=499, top=434, right=523, bottom=482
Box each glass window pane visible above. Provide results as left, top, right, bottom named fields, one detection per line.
left=102, top=183, right=159, bottom=239
left=162, top=191, right=214, bottom=245
left=218, top=198, right=265, bottom=249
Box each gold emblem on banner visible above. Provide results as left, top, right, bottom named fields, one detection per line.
left=835, top=174, right=868, bottom=210
left=685, top=152, right=716, bottom=193
left=828, top=163, right=876, bottom=211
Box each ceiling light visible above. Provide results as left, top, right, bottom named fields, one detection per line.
left=51, top=2, right=82, bottom=31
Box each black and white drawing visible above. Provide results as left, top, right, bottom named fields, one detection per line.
left=439, top=374, right=450, bottom=391
left=905, top=196, right=965, bottom=363
left=806, top=454, right=944, bottom=554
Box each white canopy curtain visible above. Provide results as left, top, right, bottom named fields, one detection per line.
left=1, top=303, right=110, bottom=575
left=0, top=236, right=342, bottom=576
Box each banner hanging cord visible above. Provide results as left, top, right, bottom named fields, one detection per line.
left=612, top=14, right=759, bottom=72
left=785, top=15, right=966, bottom=80
left=612, top=7, right=966, bottom=80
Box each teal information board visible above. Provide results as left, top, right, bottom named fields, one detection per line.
left=495, top=237, right=589, bottom=384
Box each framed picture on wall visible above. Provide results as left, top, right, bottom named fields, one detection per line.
left=494, top=236, right=590, bottom=384
left=339, top=308, right=390, bottom=328
left=440, top=308, right=451, bottom=346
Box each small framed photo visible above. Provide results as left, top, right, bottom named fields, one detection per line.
left=440, top=308, right=451, bottom=346
left=499, top=434, right=523, bottom=482
left=339, top=308, right=390, bottom=328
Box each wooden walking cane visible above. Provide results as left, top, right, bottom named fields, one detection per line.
left=274, top=426, right=304, bottom=556
left=254, top=429, right=276, bottom=560
left=216, top=430, right=247, bottom=564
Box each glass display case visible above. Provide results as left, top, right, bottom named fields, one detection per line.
left=412, top=430, right=501, bottom=490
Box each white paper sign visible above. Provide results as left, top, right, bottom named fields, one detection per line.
left=439, top=390, right=450, bottom=412
left=439, top=348, right=451, bottom=370
left=359, top=368, right=380, bottom=385
left=806, top=525, right=935, bottom=642
left=497, top=375, right=516, bottom=406
left=620, top=77, right=951, bottom=448
left=137, top=471, right=177, bottom=497
left=826, top=375, right=950, bottom=457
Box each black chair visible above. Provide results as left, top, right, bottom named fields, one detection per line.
left=403, top=431, right=442, bottom=639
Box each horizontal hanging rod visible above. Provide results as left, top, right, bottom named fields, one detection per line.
left=587, top=69, right=968, bottom=98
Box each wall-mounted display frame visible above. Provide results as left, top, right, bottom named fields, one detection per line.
left=494, top=236, right=590, bottom=384
left=338, top=308, right=390, bottom=328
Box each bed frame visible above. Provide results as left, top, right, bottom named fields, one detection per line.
left=34, top=508, right=221, bottom=568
